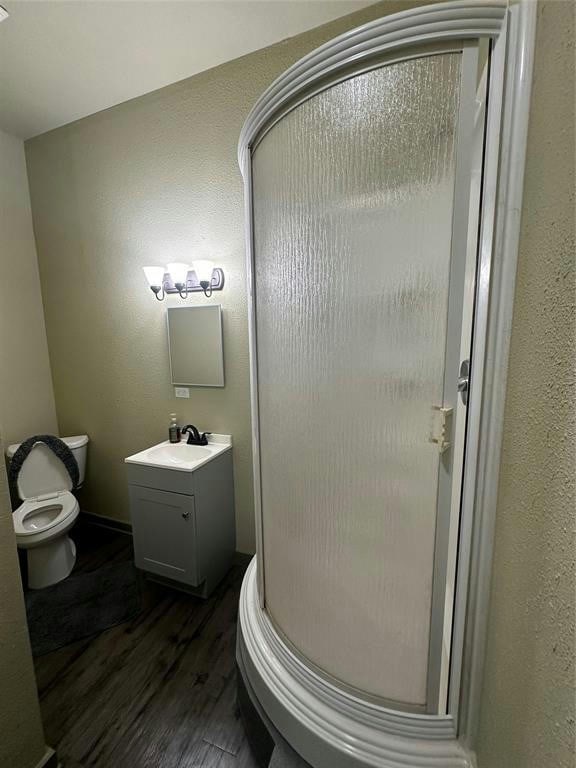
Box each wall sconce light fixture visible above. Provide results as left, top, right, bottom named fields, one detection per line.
left=142, top=266, right=166, bottom=300
left=142, top=261, right=225, bottom=300
left=167, top=262, right=191, bottom=299
left=193, top=260, right=217, bottom=297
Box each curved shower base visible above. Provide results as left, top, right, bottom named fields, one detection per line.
left=236, top=560, right=471, bottom=768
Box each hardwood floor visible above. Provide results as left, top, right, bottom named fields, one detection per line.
left=33, top=522, right=259, bottom=768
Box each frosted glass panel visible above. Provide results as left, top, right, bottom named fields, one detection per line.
left=252, top=54, right=461, bottom=706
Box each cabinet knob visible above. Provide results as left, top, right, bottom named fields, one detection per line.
left=181, top=511, right=190, bottom=520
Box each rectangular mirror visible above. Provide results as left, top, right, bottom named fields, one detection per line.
left=167, top=305, right=224, bottom=387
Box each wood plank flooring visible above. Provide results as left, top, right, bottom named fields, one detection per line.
left=33, top=522, right=259, bottom=768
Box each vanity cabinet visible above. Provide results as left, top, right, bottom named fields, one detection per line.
left=127, top=447, right=235, bottom=598
left=128, top=487, right=199, bottom=585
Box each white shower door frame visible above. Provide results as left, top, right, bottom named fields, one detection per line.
left=250, top=39, right=482, bottom=717
left=238, top=2, right=536, bottom=764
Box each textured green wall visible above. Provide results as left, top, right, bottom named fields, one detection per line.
left=477, top=2, right=575, bottom=766
left=0, top=129, right=57, bottom=445
left=0, top=437, right=47, bottom=767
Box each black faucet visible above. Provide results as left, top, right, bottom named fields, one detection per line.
left=181, top=425, right=211, bottom=446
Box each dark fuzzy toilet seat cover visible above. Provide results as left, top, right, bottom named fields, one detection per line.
left=9, top=435, right=80, bottom=490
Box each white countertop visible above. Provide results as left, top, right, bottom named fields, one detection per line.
left=125, top=433, right=232, bottom=473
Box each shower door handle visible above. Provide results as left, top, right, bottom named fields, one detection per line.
left=429, top=406, right=453, bottom=454
left=458, top=359, right=470, bottom=406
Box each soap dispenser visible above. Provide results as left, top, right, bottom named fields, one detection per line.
left=169, top=414, right=181, bottom=444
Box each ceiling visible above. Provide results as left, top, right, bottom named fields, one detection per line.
left=0, top=0, right=374, bottom=140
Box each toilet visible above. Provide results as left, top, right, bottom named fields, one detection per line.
left=7, top=435, right=89, bottom=589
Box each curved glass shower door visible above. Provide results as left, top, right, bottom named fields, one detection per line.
left=251, top=51, right=476, bottom=710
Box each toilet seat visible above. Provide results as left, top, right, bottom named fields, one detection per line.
left=14, top=491, right=79, bottom=543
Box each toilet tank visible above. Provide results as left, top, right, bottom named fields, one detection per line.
left=7, top=435, right=89, bottom=487
left=63, top=435, right=89, bottom=486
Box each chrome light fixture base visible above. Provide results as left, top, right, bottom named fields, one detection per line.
left=164, top=267, right=224, bottom=297
left=143, top=267, right=225, bottom=301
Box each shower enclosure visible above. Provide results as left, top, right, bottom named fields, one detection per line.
left=237, top=3, right=535, bottom=766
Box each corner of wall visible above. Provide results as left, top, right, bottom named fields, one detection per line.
left=0, top=127, right=58, bottom=445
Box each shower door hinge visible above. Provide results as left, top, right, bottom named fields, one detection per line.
left=429, top=406, right=453, bottom=454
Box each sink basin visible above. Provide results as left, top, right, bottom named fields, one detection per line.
left=148, top=444, right=211, bottom=465
left=125, top=434, right=232, bottom=472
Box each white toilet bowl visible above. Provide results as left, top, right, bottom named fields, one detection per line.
left=7, top=436, right=88, bottom=589
left=13, top=492, right=80, bottom=588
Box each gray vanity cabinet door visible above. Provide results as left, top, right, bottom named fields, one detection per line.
left=130, top=486, right=199, bottom=586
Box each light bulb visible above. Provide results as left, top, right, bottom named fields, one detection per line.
left=142, top=266, right=165, bottom=288
left=193, top=260, right=215, bottom=285
left=167, top=262, right=190, bottom=287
